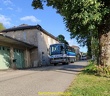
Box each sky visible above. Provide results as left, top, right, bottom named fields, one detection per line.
left=0, top=0, right=87, bottom=52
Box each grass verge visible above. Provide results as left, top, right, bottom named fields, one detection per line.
left=63, top=63, right=110, bottom=96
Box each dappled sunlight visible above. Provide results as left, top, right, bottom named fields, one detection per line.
left=0, top=46, right=11, bottom=69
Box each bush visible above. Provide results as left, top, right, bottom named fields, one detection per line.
left=83, top=60, right=97, bottom=74
left=83, top=60, right=110, bottom=77
left=96, top=65, right=110, bottom=77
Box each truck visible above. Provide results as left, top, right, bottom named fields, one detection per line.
left=49, top=43, right=76, bottom=66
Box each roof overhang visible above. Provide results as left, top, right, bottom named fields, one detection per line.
left=0, top=34, right=37, bottom=49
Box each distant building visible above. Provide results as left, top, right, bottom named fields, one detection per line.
left=71, top=45, right=80, bottom=60
left=0, top=24, right=59, bottom=70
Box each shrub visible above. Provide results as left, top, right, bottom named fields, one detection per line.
left=83, top=60, right=110, bottom=77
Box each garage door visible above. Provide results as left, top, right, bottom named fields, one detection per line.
left=14, top=49, right=25, bottom=69
left=0, top=46, right=10, bottom=69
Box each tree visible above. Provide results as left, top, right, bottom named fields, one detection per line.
left=32, top=0, right=110, bottom=66
left=57, top=34, right=69, bottom=45
left=91, top=37, right=99, bottom=63
left=0, top=23, right=5, bottom=31
left=57, top=35, right=65, bottom=42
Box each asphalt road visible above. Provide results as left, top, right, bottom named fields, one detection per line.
left=0, top=61, right=87, bottom=96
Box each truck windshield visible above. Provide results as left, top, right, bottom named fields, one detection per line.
left=49, top=44, right=65, bottom=55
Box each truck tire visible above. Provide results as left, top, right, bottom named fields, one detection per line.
left=63, top=58, right=69, bottom=65
left=67, top=58, right=70, bottom=64
left=54, top=63, right=57, bottom=66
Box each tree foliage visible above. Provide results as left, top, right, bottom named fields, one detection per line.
left=57, top=34, right=69, bottom=45
left=32, top=0, right=110, bottom=64
left=32, top=0, right=110, bottom=34
left=32, top=0, right=110, bottom=46
left=91, top=37, right=99, bottom=63
left=0, top=23, right=5, bottom=31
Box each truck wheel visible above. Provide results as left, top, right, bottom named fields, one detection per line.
left=54, top=63, right=57, bottom=66
left=67, top=58, right=70, bottom=64
left=62, top=58, right=69, bottom=65
left=63, top=62, right=68, bottom=65
left=66, top=62, right=69, bottom=65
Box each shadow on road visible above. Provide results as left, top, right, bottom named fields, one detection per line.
left=0, top=61, right=87, bottom=83
left=25, top=61, right=88, bottom=74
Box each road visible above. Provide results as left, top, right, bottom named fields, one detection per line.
left=0, top=61, right=87, bottom=96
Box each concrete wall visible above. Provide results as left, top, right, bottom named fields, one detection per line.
left=3, top=29, right=38, bottom=46
left=37, top=32, right=58, bottom=65
left=24, top=48, right=31, bottom=68
left=30, top=48, right=39, bottom=67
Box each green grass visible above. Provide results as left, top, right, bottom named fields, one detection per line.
left=63, top=64, right=110, bottom=96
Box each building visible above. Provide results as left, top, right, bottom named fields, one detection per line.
left=0, top=34, right=36, bottom=70
left=71, top=45, right=80, bottom=60
left=0, top=24, right=59, bottom=70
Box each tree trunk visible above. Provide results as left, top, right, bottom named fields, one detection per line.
left=98, top=24, right=110, bottom=66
